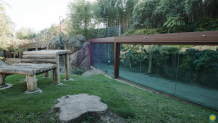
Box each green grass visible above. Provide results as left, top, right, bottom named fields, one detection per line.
left=0, top=74, right=217, bottom=122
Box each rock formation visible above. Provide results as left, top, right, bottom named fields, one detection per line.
left=0, top=60, right=5, bottom=66
left=48, top=34, right=90, bottom=72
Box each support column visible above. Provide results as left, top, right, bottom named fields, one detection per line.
left=114, top=43, right=120, bottom=79
left=53, top=55, right=60, bottom=84
left=64, top=54, right=70, bottom=80
left=26, top=75, right=37, bottom=92
left=0, top=74, right=5, bottom=86
left=44, top=72, right=49, bottom=77
left=19, top=52, right=22, bottom=59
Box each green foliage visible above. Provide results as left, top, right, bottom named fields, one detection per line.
left=122, top=44, right=180, bottom=71
left=129, top=0, right=218, bottom=33
left=163, top=16, right=185, bottom=32
left=130, top=0, right=160, bottom=29
left=194, top=18, right=218, bottom=31
left=180, top=49, right=218, bottom=73
left=97, top=0, right=138, bottom=29
left=153, top=46, right=179, bottom=68
left=67, top=0, right=95, bottom=38
left=72, top=69, right=84, bottom=75
left=0, top=2, right=15, bottom=50
left=124, top=28, right=167, bottom=36
left=16, top=27, right=36, bottom=40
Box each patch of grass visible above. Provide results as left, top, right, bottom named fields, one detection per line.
left=72, top=69, right=84, bottom=75
left=0, top=74, right=217, bottom=122
left=0, top=74, right=134, bottom=122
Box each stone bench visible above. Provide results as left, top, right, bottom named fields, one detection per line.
left=0, top=50, right=71, bottom=93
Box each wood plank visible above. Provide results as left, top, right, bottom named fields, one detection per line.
left=0, top=68, right=36, bottom=75
left=22, top=55, right=56, bottom=59
left=23, top=50, right=70, bottom=55
left=21, top=59, right=57, bottom=64
left=12, top=63, right=57, bottom=68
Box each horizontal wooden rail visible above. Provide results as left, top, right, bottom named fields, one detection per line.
left=22, top=55, right=56, bottom=59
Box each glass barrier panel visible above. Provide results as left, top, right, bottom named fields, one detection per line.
left=92, top=43, right=114, bottom=77
left=137, top=45, right=178, bottom=95
left=174, top=45, right=218, bottom=110
left=119, top=44, right=142, bottom=83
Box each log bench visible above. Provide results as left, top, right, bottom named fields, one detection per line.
left=0, top=50, right=71, bottom=93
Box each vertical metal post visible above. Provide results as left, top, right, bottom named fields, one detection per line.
left=108, top=27, right=109, bottom=37
left=114, top=42, right=120, bottom=78
left=98, top=28, right=99, bottom=38
left=90, top=43, right=93, bottom=66
left=119, top=25, right=121, bottom=36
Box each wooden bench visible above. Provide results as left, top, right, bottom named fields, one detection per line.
left=0, top=50, right=71, bottom=93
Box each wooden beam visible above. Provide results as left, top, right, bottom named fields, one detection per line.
left=64, top=54, right=70, bottom=80
left=44, top=72, right=49, bottom=77
left=22, top=55, right=56, bottom=59
left=114, top=43, right=120, bottom=79
left=21, top=59, right=57, bottom=64
left=23, top=50, right=70, bottom=55
left=53, top=55, right=60, bottom=84
left=26, top=75, right=37, bottom=92
left=0, top=74, right=5, bottom=86
left=0, top=68, right=36, bottom=75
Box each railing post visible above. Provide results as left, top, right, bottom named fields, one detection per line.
left=114, top=42, right=120, bottom=78
left=90, top=43, right=93, bottom=67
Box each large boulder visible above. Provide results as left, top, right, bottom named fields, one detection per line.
left=0, top=60, right=5, bottom=66
left=62, top=37, right=70, bottom=43
left=78, top=55, right=90, bottom=71
left=48, top=36, right=62, bottom=49
left=76, top=34, right=87, bottom=43
left=48, top=34, right=90, bottom=72
left=66, top=37, right=83, bottom=53
left=69, top=42, right=90, bottom=71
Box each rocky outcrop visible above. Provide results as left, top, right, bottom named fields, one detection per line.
left=48, top=36, right=62, bottom=49
left=63, top=37, right=83, bottom=53
left=0, top=60, right=5, bottom=66
left=69, top=42, right=90, bottom=71
left=48, top=34, right=90, bottom=72
left=76, top=34, right=87, bottom=43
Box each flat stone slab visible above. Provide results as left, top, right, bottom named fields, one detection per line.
left=54, top=94, right=108, bottom=122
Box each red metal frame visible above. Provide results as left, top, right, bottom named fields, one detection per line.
left=90, top=31, right=218, bottom=79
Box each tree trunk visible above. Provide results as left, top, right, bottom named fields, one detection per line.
left=148, top=51, right=153, bottom=74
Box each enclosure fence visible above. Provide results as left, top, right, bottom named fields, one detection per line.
left=90, top=31, right=218, bottom=111
left=89, top=25, right=121, bottom=39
